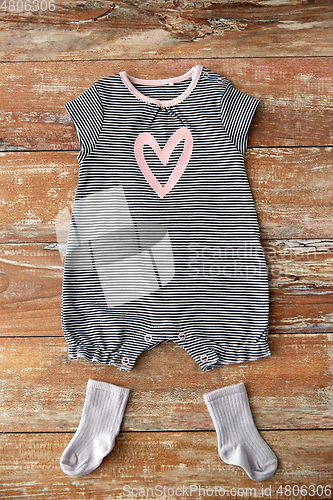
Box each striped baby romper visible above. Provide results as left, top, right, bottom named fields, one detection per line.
left=62, top=64, right=270, bottom=372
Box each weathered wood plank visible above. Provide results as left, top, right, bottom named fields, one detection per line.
left=0, top=0, right=332, bottom=61
left=0, top=431, right=332, bottom=500
left=0, top=334, right=332, bottom=431
left=247, top=148, right=333, bottom=239
left=0, top=58, right=332, bottom=151
left=1, top=147, right=332, bottom=241
left=266, top=239, right=333, bottom=333
left=1, top=239, right=332, bottom=335
left=0, top=151, right=78, bottom=241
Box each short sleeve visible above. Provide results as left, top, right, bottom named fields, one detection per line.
left=220, top=82, right=260, bottom=156
left=65, top=83, right=103, bottom=162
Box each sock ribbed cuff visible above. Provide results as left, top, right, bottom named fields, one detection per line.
left=204, top=382, right=246, bottom=403
left=87, top=379, right=130, bottom=400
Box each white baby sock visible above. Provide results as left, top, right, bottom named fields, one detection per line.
left=60, top=379, right=130, bottom=476
left=204, top=382, right=278, bottom=481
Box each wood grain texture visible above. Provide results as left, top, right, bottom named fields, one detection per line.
left=0, top=58, right=332, bottom=152
left=0, top=431, right=332, bottom=500
left=1, top=0, right=332, bottom=492
left=1, top=147, right=332, bottom=241
left=266, top=239, right=333, bottom=333
left=0, top=0, right=332, bottom=61
left=1, top=239, right=332, bottom=335
left=0, top=334, right=332, bottom=431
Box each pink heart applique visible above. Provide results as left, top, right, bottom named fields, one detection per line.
left=134, top=127, right=193, bottom=198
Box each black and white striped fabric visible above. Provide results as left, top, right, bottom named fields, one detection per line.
left=62, top=64, right=270, bottom=372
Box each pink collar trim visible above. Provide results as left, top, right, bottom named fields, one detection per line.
left=119, top=65, right=203, bottom=108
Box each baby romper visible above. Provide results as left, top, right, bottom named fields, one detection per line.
left=60, top=65, right=278, bottom=481
left=62, top=64, right=270, bottom=372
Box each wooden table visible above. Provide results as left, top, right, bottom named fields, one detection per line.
left=0, top=1, right=332, bottom=499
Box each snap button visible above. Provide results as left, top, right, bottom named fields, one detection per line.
left=200, top=354, right=209, bottom=363
left=216, top=77, right=223, bottom=84
left=144, top=333, right=153, bottom=343
left=121, top=356, right=130, bottom=366
left=178, top=332, right=186, bottom=341
left=203, top=71, right=210, bottom=78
